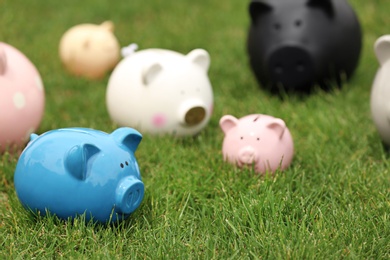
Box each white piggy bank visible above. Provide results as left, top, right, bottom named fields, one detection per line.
left=59, top=21, right=120, bottom=79
left=371, top=35, right=390, bottom=147
left=106, top=45, right=214, bottom=136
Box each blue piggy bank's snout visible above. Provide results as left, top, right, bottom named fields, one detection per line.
left=115, top=176, right=144, bottom=215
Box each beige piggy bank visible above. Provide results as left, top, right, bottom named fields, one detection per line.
left=59, top=21, right=120, bottom=79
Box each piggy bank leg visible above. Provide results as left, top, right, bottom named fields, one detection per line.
left=115, top=177, right=144, bottom=214
left=381, top=141, right=390, bottom=156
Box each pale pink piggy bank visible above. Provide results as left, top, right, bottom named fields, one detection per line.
left=0, top=42, right=45, bottom=152
left=220, top=114, right=294, bottom=174
left=59, top=21, right=120, bottom=79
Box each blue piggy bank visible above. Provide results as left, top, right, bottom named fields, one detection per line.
left=14, top=127, right=144, bottom=223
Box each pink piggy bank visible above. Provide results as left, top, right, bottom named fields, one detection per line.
left=0, top=42, right=45, bottom=152
left=220, top=114, right=294, bottom=174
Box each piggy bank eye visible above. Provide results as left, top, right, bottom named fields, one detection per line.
left=257, top=137, right=260, bottom=141
left=120, top=163, right=124, bottom=168
left=125, top=161, right=129, bottom=166
left=295, top=19, right=302, bottom=27
left=240, top=136, right=244, bottom=140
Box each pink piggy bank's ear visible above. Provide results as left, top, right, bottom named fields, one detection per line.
left=187, top=49, right=210, bottom=71
left=374, top=35, right=390, bottom=66
left=267, top=119, right=286, bottom=139
left=219, top=115, right=239, bottom=134
left=0, top=46, right=6, bottom=75
left=142, top=63, right=163, bottom=85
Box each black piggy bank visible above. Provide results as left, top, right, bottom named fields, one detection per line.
left=247, top=0, right=362, bottom=92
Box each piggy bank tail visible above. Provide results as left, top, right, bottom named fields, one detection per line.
left=121, top=43, right=138, bottom=58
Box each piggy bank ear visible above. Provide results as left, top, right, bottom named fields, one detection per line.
left=306, top=0, right=334, bottom=17
left=374, top=35, right=390, bottom=66
left=121, top=43, right=138, bottom=57
left=0, top=46, right=6, bottom=75
left=249, top=1, right=272, bottom=24
left=187, top=49, right=210, bottom=71
left=220, top=115, right=239, bottom=134
left=111, top=127, right=143, bottom=153
left=100, top=20, right=114, bottom=32
left=65, top=144, right=100, bottom=181
left=267, top=119, right=286, bottom=139
left=142, top=63, right=163, bottom=85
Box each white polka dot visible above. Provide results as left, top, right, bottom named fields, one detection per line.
left=13, top=92, right=26, bottom=109
left=35, top=76, right=44, bottom=91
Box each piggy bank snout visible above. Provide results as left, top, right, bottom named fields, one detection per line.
left=179, top=102, right=207, bottom=127
left=115, top=176, right=144, bottom=215
left=185, top=106, right=206, bottom=126
left=238, top=146, right=258, bottom=165
left=268, top=46, right=314, bottom=88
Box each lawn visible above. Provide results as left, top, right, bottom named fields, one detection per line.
left=1, top=0, right=390, bottom=258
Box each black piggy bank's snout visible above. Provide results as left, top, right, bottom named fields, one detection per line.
left=268, top=46, right=315, bottom=90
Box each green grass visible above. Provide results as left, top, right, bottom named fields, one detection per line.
left=1, top=0, right=390, bottom=258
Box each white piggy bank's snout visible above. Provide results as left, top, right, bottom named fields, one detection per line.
left=178, top=100, right=208, bottom=127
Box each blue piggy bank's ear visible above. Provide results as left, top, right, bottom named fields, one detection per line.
left=65, top=143, right=100, bottom=181
left=111, top=128, right=142, bottom=153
